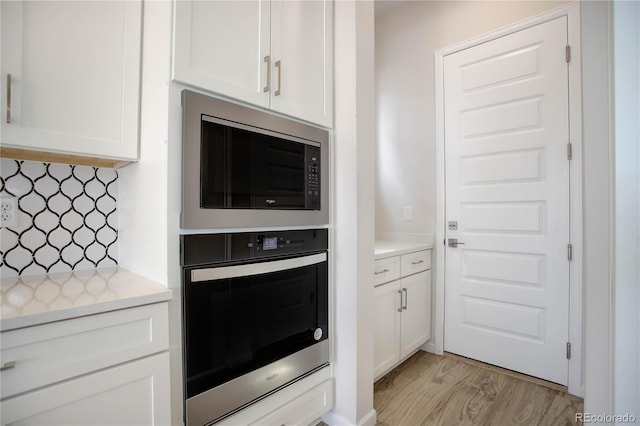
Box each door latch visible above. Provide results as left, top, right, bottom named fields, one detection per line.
left=447, top=238, right=465, bottom=248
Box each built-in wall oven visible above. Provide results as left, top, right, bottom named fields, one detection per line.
left=181, top=90, right=329, bottom=229
left=181, top=229, right=329, bottom=425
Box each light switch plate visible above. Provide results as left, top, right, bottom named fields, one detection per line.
left=403, top=206, right=412, bottom=221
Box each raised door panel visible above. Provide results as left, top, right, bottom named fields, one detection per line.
left=269, top=0, right=333, bottom=127
left=0, top=352, right=171, bottom=426
left=172, top=0, right=270, bottom=108
left=373, top=280, right=401, bottom=379
left=0, top=1, right=141, bottom=160
left=400, top=271, right=431, bottom=359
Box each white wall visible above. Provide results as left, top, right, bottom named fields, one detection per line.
left=613, top=0, right=640, bottom=418
left=118, top=2, right=171, bottom=286
left=581, top=0, right=614, bottom=414
left=326, top=1, right=376, bottom=425
left=117, top=2, right=183, bottom=424
left=374, top=0, right=568, bottom=237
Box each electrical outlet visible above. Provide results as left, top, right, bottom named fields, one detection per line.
left=1, top=196, right=18, bottom=227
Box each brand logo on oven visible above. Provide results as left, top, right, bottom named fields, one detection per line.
left=266, top=199, right=277, bottom=205
left=266, top=371, right=279, bottom=381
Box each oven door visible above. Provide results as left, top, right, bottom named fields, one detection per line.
left=183, top=252, right=329, bottom=424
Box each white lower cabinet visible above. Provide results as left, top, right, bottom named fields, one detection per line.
left=0, top=303, right=171, bottom=426
left=251, top=380, right=333, bottom=426
left=373, top=250, right=432, bottom=380
left=1, top=352, right=171, bottom=426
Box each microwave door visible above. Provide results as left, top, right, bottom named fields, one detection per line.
left=253, top=136, right=307, bottom=209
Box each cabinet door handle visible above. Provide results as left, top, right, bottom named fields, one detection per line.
left=0, top=361, right=16, bottom=371
left=263, top=56, right=271, bottom=93
left=375, top=268, right=390, bottom=275
left=402, top=288, right=408, bottom=310
left=6, top=73, right=11, bottom=124
left=275, top=60, right=282, bottom=96
left=397, top=289, right=403, bottom=312
left=411, top=260, right=424, bottom=265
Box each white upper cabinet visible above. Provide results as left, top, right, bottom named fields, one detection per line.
left=172, top=0, right=333, bottom=127
left=172, top=1, right=271, bottom=109
left=0, top=1, right=142, bottom=161
left=269, top=0, right=332, bottom=127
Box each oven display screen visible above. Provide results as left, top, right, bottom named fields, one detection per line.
left=263, top=237, right=278, bottom=250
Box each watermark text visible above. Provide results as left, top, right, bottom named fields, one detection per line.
left=576, top=413, right=637, bottom=424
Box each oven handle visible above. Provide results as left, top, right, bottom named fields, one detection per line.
left=191, top=252, right=327, bottom=282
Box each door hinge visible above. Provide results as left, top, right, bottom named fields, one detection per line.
left=566, top=342, right=572, bottom=359
left=568, top=244, right=573, bottom=261
left=567, top=143, right=572, bottom=160
left=566, top=45, right=571, bottom=63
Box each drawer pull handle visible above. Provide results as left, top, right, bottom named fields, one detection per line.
left=402, top=288, right=408, bottom=310
left=375, top=269, right=390, bottom=275
left=264, top=55, right=271, bottom=93
left=1, top=361, right=16, bottom=371
left=275, top=60, right=282, bottom=96
left=411, top=260, right=425, bottom=265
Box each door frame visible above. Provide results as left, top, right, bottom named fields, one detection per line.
left=432, top=2, right=584, bottom=397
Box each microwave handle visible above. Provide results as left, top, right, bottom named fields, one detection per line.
left=191, top=252, right=327, bottom=282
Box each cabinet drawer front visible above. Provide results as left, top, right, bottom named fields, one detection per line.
left=251, top=379, right=333, bottom=426
left=0, top=352, right=171, bottom=426
left=374, top=256, right=401, bottom=286
left=401, top=250, right=431, bottom=276
left=1, top=303, right=169, bottom=399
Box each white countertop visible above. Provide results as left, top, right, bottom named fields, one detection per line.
left=374, top=240, right=433, bottom=259
left=0, top=267, right=172, bottom=331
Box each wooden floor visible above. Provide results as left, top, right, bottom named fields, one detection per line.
left=374, top=351, right=583, bottom=426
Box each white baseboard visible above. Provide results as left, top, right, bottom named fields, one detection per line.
left=322, top=409, right=377, bottom=426
left=421, top=341, right=439, bottom=354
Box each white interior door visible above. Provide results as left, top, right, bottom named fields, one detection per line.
left=443, top=17, right=570, bottom=385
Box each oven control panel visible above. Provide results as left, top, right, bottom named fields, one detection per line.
left=181, top=229, right=328, bottom=266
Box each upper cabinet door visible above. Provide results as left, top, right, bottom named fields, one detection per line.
left=1, top=1, right=142, bottom=160
left=172, top=0, right=271, bottom=109
left=172, top=0, right=333, bottom=128
left=270, top=0, right=333, bottom=127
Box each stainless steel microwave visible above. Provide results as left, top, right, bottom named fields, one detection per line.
left=181, top=90, right=329, bottom=229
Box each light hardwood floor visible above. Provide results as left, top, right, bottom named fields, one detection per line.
left=374, top=351, right=583, bottom=426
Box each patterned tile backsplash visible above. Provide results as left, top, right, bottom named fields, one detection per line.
left=1, top=159, right=118, bottom=277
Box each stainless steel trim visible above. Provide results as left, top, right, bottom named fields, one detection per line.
left=402, top=288, right=408, bottom=310
left=275, top=60, right=282, bottom=96
left=191, top=252, right=327, bottom=282
left=6, top=73, right=11, bottom=124
left=397, top=290, right=402, bottom=313
left=181, top=90, right=329, bottom=229
left=263, top=55, right=271, bottom=93
left=374, top=269, right=390, bottom=275
left=186, top=340, right=330, bottom=426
